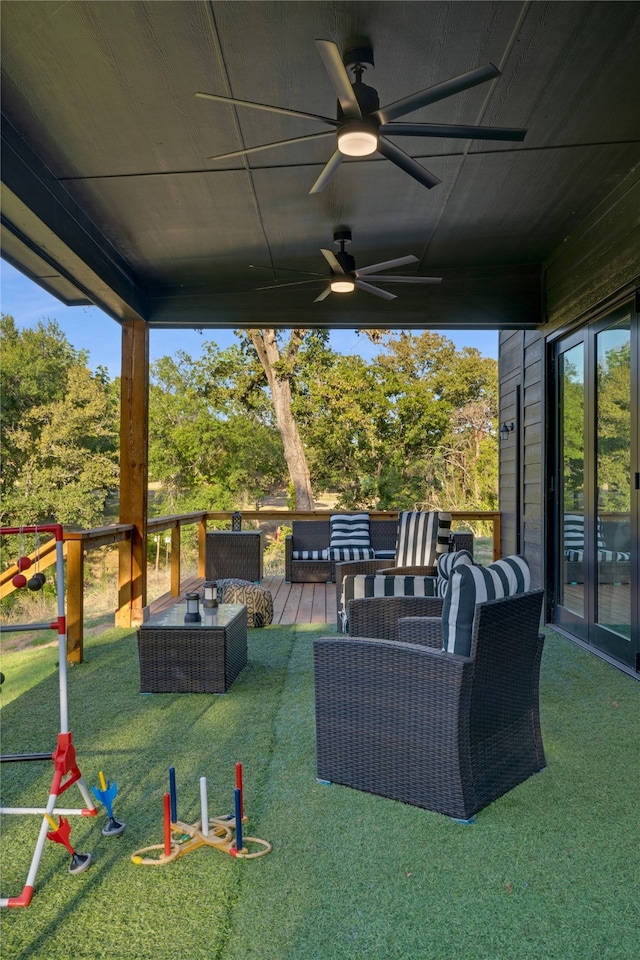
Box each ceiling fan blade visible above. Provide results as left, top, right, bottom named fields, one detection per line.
left=380, top=122, right=527, bottom=142
left=195, top=91, right=337, bottom=125
left=355, top=279, right=397, bottom=301
left=254, top=278, right=326, bottom=291
left=250, top=264, right=327, bottom=277
left=207, top=130, right=335, bottom=161
left=320, top=248, right=345, bottom=273
left=315, top=40, right=362, bottom=118
left=309, top=149, right=343, bottom=194
left=377, top=138, right=441, bottom=189
left=314, top=286, right=333, bottom=302
left=356, top=255, right=419, bottom=276
left=376, top=63, right=501, bottom=123
left=358, top=275, right=442, bottom=284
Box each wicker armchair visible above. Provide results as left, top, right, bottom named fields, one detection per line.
left=313, top=590, right=546, bottom=821
left=348, top=594, right=444, bottom=639
left=334, top=530, right=473, bottom=625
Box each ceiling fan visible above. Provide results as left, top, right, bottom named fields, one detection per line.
left=196, top=39, right=526, bottom=193
left=254, top=228, right=442, bottom=302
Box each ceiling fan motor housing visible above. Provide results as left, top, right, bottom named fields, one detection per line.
left=335, top=250, right=356, bottom=274
left=342, top=43, right=375, bottom=69
left=337, top=80, right=380, bottom=121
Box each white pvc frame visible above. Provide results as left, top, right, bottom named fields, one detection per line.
left=0, top=524, right=97, bottom=908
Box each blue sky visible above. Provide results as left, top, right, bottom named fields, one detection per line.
left=1, top=260, right=497, bottom=377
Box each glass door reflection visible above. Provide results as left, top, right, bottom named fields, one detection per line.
left=595, top=319, right=631, bottom=642
left=560, top=342, right=585, bottom=620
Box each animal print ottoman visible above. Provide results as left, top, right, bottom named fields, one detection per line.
left=215, top=579, right=273, bottom=628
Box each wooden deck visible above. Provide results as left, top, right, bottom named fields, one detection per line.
left=148, top=575, right=337, bottom=628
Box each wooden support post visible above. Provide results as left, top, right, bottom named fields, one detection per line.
left=493, top=513, right=502, bottom=561
left=198, top=517, right=207, bottom=578
left=170, top=526, right=181, bottom=597
left=115, top=536, right=133, bottom=628
left=65, top=539, right=84, bottom=663
left=117, top=319, right=149, bottom=628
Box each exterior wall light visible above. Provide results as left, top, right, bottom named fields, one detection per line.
left=500, top=421, right=515, bottom=440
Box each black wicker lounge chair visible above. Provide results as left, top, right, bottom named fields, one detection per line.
left=313, top=589, right=545, bottom=821
left=334, top=531, right=474, bottom=629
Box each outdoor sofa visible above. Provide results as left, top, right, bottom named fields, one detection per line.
left=564, top=513, right=631, bottom=585
left=285, top=516, right=473, bottom=584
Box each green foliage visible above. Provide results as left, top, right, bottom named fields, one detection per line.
left=2, top=314, right=499, bottom=528
left=291, top=330, right=498, bottom=511
left=148, top=344, right=287, bottom=512
left=561, top=347, right=585, bottom=510
left=1, top=316, right=119, bottom=527
left=293, top=347, right=392, bottom=508
left=596, top=335, right=630, bottom=511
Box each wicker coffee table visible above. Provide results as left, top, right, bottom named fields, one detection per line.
left=137, top=603, right=247, bottom=694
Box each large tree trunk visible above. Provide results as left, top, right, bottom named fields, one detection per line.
left=248, top=329, right=315, bottom=511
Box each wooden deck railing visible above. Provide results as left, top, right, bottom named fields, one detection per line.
left=2, top=510, right=501, bottom=662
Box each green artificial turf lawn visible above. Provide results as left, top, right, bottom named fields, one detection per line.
left=1, top=623, right=638, bottom=960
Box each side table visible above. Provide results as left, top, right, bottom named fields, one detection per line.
left=206, top=530, right=264, bottom=582
left=137, top=603, right=247, bottom=693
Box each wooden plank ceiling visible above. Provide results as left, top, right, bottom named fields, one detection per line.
left=1, top=1, right=639, bottom=333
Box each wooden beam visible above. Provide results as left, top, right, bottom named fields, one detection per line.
left=65, top=539, right=84, bottom=662
left=170, top=526, right=181, bottom=597
left=117, top=319, right=149, bottom=627
left=198, top=518, right=207, bottom=578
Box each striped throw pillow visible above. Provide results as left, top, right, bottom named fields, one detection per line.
left=564, top=514, right=605, bottom=553
left=395, top=511, right=452, bottom=567
left=340, top=573, right=438, bottom=632
left=442, top=556, right=531, bottom=657
left=329, top=513, right=374, bottom=561
left=436, top=549, right=474, bottom=597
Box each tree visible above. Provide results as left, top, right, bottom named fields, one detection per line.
left=1, top=317, right=119, bottom=527
left=241, top=330, right=316, bottom=510
left=148, top=345, right=287, bottom=512
left=291, top=343, right=395, bottom=508
left=597, top=336, right=630, bottom=512
left=293, top=330, right=499, bottom=512
left=1, top=315, right=87, bottom=495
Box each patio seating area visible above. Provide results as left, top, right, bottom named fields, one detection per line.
left=149, top=574, right=339, bottom=627
left=1, top=613, right=637, bottom=959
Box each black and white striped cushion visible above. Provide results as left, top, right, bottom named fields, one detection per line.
left=395, top=511, right=452, bottom=567
left=564, top=514, right=605, bottom=551
left=436, top=549, right=474, bottom=597
left=566, top=549, right=631, bottom=562
left=442, top=556, right=531, bottom=656
left=340, top=573, right=438, bottom=632
left=330, top=546, right=376, bottom=561
left=329, top=513, right=374, bottom=561
left=291, top=549, right=330, bottom=560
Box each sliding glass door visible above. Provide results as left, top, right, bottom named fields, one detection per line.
left=554, top=303, right=638, bottom=671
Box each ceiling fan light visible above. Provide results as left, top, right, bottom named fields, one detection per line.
left=330, top=277, right=356, bottom=293
left=337, top=124, right=378, bottom=157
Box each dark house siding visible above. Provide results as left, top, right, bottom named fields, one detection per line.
left=499, top=166, right=640, bottom=595
left=498, top=330, right=544, bottom=589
